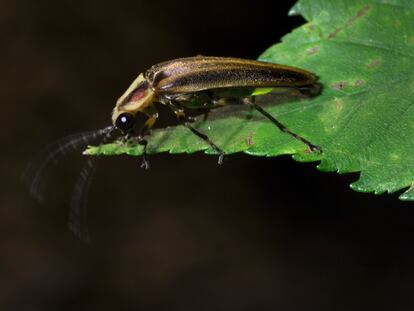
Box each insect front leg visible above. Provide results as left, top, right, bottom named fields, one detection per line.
left=242, top=97, right=321, bottom=152
left=167, top=100, right=225, bottom=164
left=135, top=106, right=159, bottom=170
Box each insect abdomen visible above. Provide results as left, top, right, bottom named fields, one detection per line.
left=145, top=56, right=316, bottom=94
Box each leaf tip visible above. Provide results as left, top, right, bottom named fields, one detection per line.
left=288, top=2, right=301, bottom=16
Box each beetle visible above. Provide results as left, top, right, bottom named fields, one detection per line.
left=111, top=56, right=321, bottom=169
left=25, top=56, right=321, bottom=241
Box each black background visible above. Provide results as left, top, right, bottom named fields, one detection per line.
left=3, top=0, right=414, bottom=310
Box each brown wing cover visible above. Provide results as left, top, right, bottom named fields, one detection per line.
left=145, top=56, right=316, bottom=94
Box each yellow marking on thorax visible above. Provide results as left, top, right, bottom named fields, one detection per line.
left=111, top=73, right=156, bottom=125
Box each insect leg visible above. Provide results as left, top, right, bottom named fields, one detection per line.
left=198, top=108, right=210, bottom=121
left=137, top=106, right=159, bottom=170
left=168, top=101, right=225, bottom=164
left=243, top=97, right=321, bottom=152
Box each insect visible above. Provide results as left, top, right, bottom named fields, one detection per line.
left=25, top=56, right=321, bottom=241
left=112, top=56, right=321, bottom=169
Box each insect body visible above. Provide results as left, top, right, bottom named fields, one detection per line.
left=25, top=56, right=321, bottom=241
left=113, top=56, right=320, bottom=168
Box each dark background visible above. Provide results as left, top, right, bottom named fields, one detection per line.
left=3, top=0, right=414, bottom=310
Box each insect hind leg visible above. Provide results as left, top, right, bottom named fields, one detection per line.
left=243, top=97, right=321, bottom=152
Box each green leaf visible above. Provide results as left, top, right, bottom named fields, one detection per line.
left=86, top=0, right=414, bottom=201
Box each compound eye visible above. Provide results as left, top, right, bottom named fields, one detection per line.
left=115, top=113, right=135, bottom=133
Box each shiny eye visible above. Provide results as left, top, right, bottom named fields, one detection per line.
left=115, top=113, right=135, bottom=133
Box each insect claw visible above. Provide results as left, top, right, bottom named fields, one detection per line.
left=217, top=152, right=225, bottom=165
left=137, top=138, right=150, bottom=170
left=311, top=145, right=322, bottom=152
left=307, top=142, right=322, bottom=153
left=140, top=158, right=150, bottom=170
